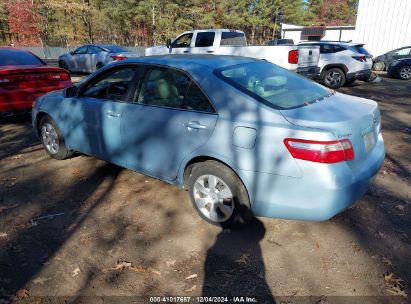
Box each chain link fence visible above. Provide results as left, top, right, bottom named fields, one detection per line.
left=18, top=46, right=147, bottom=59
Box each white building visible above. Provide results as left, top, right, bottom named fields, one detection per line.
left=281, top=0, right=411, bottom=57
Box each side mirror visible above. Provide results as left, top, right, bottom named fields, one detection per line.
left=63, top=86, right=78, bottom=98
left=69, top=51, right=74, bottom=55
left=166, top=39, right=172, bottom=48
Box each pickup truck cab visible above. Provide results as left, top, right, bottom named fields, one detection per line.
left=146, top=29, right=320, bottom=78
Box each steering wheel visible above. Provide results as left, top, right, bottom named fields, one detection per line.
left=106, top=83, right=127, bottom=99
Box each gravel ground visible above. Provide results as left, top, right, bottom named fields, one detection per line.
left=0, top=73, right=410, bottom=304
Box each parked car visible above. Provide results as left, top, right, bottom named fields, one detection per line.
left=32, top=55, right=385, bottom=227
left=265, top=39, right=294, bottom=46
left=0, top=47, right=72, bottom=116
left=387, top=58, right=411, bottom=80
left=58, top=44, right=141, bottom=74
left=145, top=29, right=320, bottom=79
left=373, top=46, right=411, bottom=71
left=298, top=41, right=373, bottom=89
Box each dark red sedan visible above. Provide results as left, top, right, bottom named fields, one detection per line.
left=0, top=47, right=72, bottom=116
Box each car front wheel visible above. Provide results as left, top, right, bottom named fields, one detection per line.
left=399, top=65, right=411, bottom=80
left=373, top=61, right=385, bottom=71
left=187, top=160, right=252, bottom=228
left=39, top=116, right=73, bottom=160
left=323, top=68, right=346, bottom=89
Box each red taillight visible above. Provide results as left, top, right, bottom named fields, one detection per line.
left=288, top=50, right=299, bottom=64
left=111, top=55, right=127, bottom=61
left=352, top=56, right=367, bottom=62
left=284, top=138, right=354, bottom=163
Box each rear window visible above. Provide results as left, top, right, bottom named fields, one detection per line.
left=214, top=62, right=331, bottom=110
left=195, top=32, right=215, bottom=47
left=220, top=32, right=246, bottom=46
left=0, top=49, right=45, bottom=66
left=350, top=45, right=371, bottom=56
left=103, top=45, right=129, bottom=53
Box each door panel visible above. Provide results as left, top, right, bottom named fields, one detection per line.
left=121, top=104, right=217, bottom=180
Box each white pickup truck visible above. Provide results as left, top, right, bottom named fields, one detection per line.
left=145, top=29, right=320, bottom=78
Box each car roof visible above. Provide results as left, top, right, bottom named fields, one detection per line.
left=117, top=54, right=260, bottom=70
left=299, top=41, right=364, bottom=47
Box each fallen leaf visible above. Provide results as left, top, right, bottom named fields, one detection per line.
left=8, top=154, right=22, bottom=160
left=150, top=269, right=161, bottom=275
left=33, top=277, right=50, bottom=285
left=382, top=256, right=392, bottom=266
left=0, top=232, right=7, bottom=238
left=384, top=273, right=403, bottom=286
left=113, top=261, right=131, bottom=271
left=72, top=267, right=81, bottom=277
left=165, top=259, right=176, bottom=268
left=15, top=288, right=29, bottom=299
left=387, top=286, right=408, bottom=298
left=185, top=274, right=198, bottom=280
left=185, top=285, right=196, bottom=292
left=130, top=265, right=146, bottom=273
left=236, top=253, right=250, bottom=265
left=395, top=205, right=406, bottom=213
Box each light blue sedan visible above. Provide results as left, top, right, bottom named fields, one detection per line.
left=32, top=55, right=385, bottom=227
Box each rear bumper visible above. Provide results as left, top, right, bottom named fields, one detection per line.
left=239, top=134, right=385, bottom=221
left=347, top=69, right=372, bottom=81
left=296, top=66, right=321, bottom=79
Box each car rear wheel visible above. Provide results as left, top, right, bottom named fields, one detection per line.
left=39, top=116, right=73, bottom=160
left=187, top=160, right=253, bottom=228
left=399, top=66, right=411, bottom=80
left=59, top=60, right=70, bottom=72
left=323, top=68, right=346, bottom=89
left=373, top=61, right=385, bottom=71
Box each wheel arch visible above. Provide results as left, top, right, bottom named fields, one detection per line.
left=34, top=111, right=50, bottom=136
left=321, top=64, right=348, bottom=77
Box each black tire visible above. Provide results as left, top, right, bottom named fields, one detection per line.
left=59, top=60, right=70, bottom=73
left=38, top=115, right=73, bottom=160
left=96, top=62, right=104, bottom=71
left=373, top=61, right=385, bottom=71
left=322, top=68, right=346, bottom=89
left=399, top=65, right=411, bottom=80
left=187, top=160, right=253, bottom=228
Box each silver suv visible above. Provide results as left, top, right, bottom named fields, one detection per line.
left=299, top=41, right=373, bottom=89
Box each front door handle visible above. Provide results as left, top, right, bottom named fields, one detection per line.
left=107, top=110, right=120, bottom=117
left=184, top=121, right=206, bottom=130
left=207, top=50, right=214, bottom=53
left=183, top=51, right=190, bottom=53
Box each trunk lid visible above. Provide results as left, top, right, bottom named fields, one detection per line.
left=280, top=93, right=380, bottom=167
left=0, top=65, right=71, bottom=84
left=297, top=45, right=320, bottom=68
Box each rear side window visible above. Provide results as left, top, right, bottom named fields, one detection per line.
left=320, top=44, right=334, bottom=54
left=195, top=32, right=215, bottom=47
left=215, top=61, right=331, bottom=110
left=74, top=46, right=88, bottom=54
left=350, top=45, right=371, bottom=56
left=0, top=50, right=45, bottom=66
left=332, top=45, right=346, bottom=53
left=136, top=67, right=214, bottom=112
left=220, top=32, right=247, bottom=46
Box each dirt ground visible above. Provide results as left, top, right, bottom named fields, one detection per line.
left=0, top=73, right=410, bottom=304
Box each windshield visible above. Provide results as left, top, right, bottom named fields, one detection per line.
left=0, top=49, right=45, bottom=66
left=103, top=45, right=129, bottom=53
left=214, top=61, right=331, bottom=110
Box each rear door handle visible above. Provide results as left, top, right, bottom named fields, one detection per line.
left=184, top=121, right=206, bottom=130
left=207, top=50, right=214, bottom=53
left=107, top=110, right=120, bottom=117
left=183, top=51, right=190, bottom=53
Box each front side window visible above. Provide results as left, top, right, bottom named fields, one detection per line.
left=220, top=32, right=247, bottom=46
left=195, top=32, right=215, bottom=47
left=395, top=48, right=411, bottom=56
left=88, top=46, right=102, bottom=54
left=136, top=67, right=214, bottom=112
left=74, top=46, right=88, bottom=55
left=215, top=62, right=331, bottom=110
left=172, top=33, right=193, bottom=48
left=0, top=50, right=45, bottom=66
left=81, top=67, right=136, bottom=101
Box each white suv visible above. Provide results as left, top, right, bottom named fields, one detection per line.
left=298, top=41, right=373, bottom=89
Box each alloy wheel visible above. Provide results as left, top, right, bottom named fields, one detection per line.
left=41, top=123, right=59, bottom=154
left=400, top=67, right=411, bottom=80
left=325, top=71, right=342, bottom=87
left=193, top=174, right=234, bottom=222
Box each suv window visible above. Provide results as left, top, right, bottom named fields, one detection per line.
left=172, top=33, right=193, bottom=48
left=195, top=32, right=215, bottom=47
left=320, top=44, right=334, bottom=54
left=82, top=67, right=136, bottom=101
left=220, top=32, right=247, bottom=46
left=137, top=67, right=214, bottom=112
left=74, top=46, right=88, bottom=55
left=350, top=45, right=371, bottom=56
left=332, top=45, right=346, bottom=53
